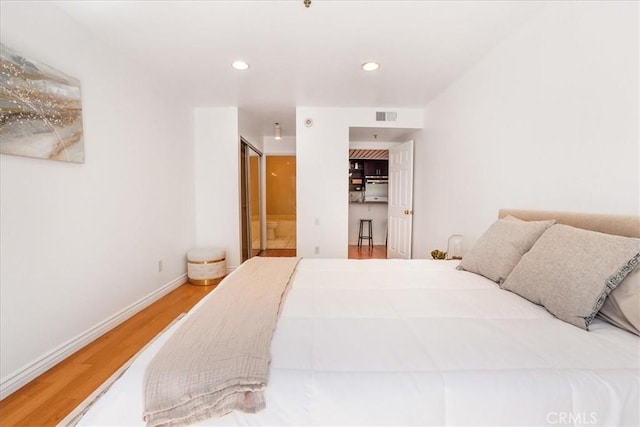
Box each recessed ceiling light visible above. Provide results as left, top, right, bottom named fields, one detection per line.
left=361, top=62, right=380, bottom=72
left=232, top=61, right=249, bottom=70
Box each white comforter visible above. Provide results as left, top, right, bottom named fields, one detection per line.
left=78, top=259, right=640, bottom=426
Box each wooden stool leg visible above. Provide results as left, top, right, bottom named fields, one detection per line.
left=368, top=220, right=373, bottom=249
left=358, top=220, right=363, bottom=248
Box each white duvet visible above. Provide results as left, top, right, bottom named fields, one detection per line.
left=77, top=259, right=640, bottom=426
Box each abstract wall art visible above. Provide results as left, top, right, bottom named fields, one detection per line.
left=0, top=44, right=84, bottom=163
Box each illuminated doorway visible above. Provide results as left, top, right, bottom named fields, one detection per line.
left=265, top=156, right=296, bottom=250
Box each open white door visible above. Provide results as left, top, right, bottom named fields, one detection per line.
left=387, top=140, right=414, bottom=259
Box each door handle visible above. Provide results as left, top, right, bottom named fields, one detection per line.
left=403, top=209, right=413, bottom=215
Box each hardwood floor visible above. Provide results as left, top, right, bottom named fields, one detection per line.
left=348, top=244, right=387, bottom=259
left=258, top=248, right=297, bottom=257
left=0, top=280, right=219, bottom=426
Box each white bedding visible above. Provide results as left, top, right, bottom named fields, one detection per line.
left=77, top=259, right=640, bottom=426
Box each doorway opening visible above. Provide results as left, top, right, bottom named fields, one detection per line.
left=348, top=150, right=389, bottom=260
left=347, top=127, right=418, bottom=259
left=265, top=155, right=296, bottom=255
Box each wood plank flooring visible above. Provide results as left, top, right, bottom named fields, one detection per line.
left=258, top=249, right=297, bottom=257
left=0, top=281, right=219, bottom=426
left=348, top=244, right=387, bottom=259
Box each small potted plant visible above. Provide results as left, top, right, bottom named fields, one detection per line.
left=430, top=249, right=447, bottom=260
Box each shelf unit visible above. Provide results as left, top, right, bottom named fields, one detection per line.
left=349, top=160, right=365, bottom=191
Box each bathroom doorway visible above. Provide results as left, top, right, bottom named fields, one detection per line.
left=265, top=156, right=296, bottom=252
left=240, top=139, right=263, bottom=262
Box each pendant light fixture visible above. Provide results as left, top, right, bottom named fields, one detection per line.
left=274, top=123, right=282, bottom=140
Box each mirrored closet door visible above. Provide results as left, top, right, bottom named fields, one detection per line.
left=240, top=139, right=263, bottom=262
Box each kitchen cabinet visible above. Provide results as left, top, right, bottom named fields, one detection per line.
left=364, top=160, right=388, bottom=177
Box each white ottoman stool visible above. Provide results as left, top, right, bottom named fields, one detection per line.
left=187, top=247, right=226, bottom=286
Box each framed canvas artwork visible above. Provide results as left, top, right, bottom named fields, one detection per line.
left=0, top=44, right=84, bottom=163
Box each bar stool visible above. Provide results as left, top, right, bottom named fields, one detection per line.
left=358, top=219, right=373, bottom=248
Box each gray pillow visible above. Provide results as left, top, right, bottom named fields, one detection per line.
left=502, top=224, right=640, bottom=330
left=597, top=266, right=639, bottom=336
left=457, top=217, right=556, bottom=283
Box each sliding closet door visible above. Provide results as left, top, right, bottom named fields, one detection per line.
left=240, top=140, right=263, bottom=262
left=249, top=149, right=262, bottom=256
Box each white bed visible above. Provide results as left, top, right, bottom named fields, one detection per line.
left=75, top=255, right=639, bottom=426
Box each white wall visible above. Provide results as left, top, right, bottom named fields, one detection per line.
left=239, top=108, right=264, bottom=153
left=413, top=1, right=639, bottom=258
left=264, top=136, right=296, bottom=155
left=194, top=107, right=262, bottom=268
left=296, top=108, right=422, bottom=258
left=194, top=108, right=242, bottom=269
left=349, top=141, right=400, bottom=150
left=0, top=2, right=195, bottom=396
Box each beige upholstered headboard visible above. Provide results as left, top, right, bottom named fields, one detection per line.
left=498, top=209, right=640, bottom=238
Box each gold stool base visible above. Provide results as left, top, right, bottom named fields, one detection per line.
left=188, top=277, right=223, bottom=286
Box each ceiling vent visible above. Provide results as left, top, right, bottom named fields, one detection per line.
left=376, top=111, right=397, bottom=121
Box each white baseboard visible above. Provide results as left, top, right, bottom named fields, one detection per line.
left=0, top=274, right=187, bottom=400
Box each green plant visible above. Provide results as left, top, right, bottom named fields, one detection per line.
left=431, top=249, right=447, bottom=260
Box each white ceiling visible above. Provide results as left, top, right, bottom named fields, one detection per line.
left=54, top=0, right=547, bottom=138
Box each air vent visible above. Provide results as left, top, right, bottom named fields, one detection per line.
left=375, top=111, right=398, bottom=121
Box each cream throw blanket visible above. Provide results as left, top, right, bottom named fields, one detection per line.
left=143, top=257, right=300, bottom=426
